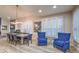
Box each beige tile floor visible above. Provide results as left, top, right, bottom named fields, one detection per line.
left=0, top=37, right=77, bottom=53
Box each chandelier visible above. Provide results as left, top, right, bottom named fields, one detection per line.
left=12, top=5, right=22, bottom=24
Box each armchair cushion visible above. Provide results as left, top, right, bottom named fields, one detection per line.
left=38, top=38, right=47, bottom=42
left=54, top=40, right=65, bottom=47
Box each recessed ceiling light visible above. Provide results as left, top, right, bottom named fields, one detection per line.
left=38, top=9, right=42, bottom=13
left=53, top=5, right=56, bottom=8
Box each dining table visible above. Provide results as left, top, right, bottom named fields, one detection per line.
left=16, top=33, right=29, bottom=45
left=8, top=33, right=30, bottom=45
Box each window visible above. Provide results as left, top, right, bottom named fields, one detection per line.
left=41, top=16, right=64, bottom=38
left=73, top=8, right=79, bottom=41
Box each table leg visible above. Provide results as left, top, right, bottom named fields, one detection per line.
left=27, top=39, right=29, bottom=46
left=21, top=37, right=23, bottom=44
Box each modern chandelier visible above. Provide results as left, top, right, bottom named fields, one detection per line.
left=14, top=5, right=22, bottom=24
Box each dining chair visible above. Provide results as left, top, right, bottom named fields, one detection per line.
left=23, top=34, right=32, bottom=46
left=11, top=34, right=15, bottom=44
left=7, top=33, right=11, bottom=43
left=27, top=34, right=32, bottom=43
left=7, top=34, right=14, bottom=44
left=16, top=36, right=21, bottom=43
left=23, top=36, right=29, bottom=46
left=13, top=35, right=21, bottom=45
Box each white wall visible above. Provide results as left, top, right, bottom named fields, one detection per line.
left=1, top=17, right=10, bottom=36
left=64, top=13, right=73, bottom=45
left=15, top=20, right=33, bottom=34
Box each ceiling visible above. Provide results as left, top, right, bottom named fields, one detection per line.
left=0, top=5, right=76, bottom=19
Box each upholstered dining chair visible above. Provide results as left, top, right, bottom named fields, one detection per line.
left=7, top=33, right=11, bottom=43
left=23, top=36, right=29, bottom=46
left=7, top=34, right=14, bottom=44
left=23, top=34, right=32, bottom=46
left=27, top=34, right=32, bottom=43
left=11, top=34, right=21, bottom=45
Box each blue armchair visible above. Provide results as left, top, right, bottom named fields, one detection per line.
left=37, top=32, right=47, bottom=46
left=53, top=32, right=71, bottom=53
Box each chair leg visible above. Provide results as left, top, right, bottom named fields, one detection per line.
left=17, top=39, right=21, bottom=44
left=14, top=40, right=17, bottom=46
left=11, top=40, right=13, bottom=44
left=23, top=40, right=25, bottom=44
left=19, top=40, right=21, bottom=44
left=27, top=40, right=29, bottom=46
left=31, top=40, right=32, bottom=44
left=8, top=39, right=10, bottom=43
left=23, top=40, right=24, bottom=44
left=63, top=49, right=67, bottom=53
